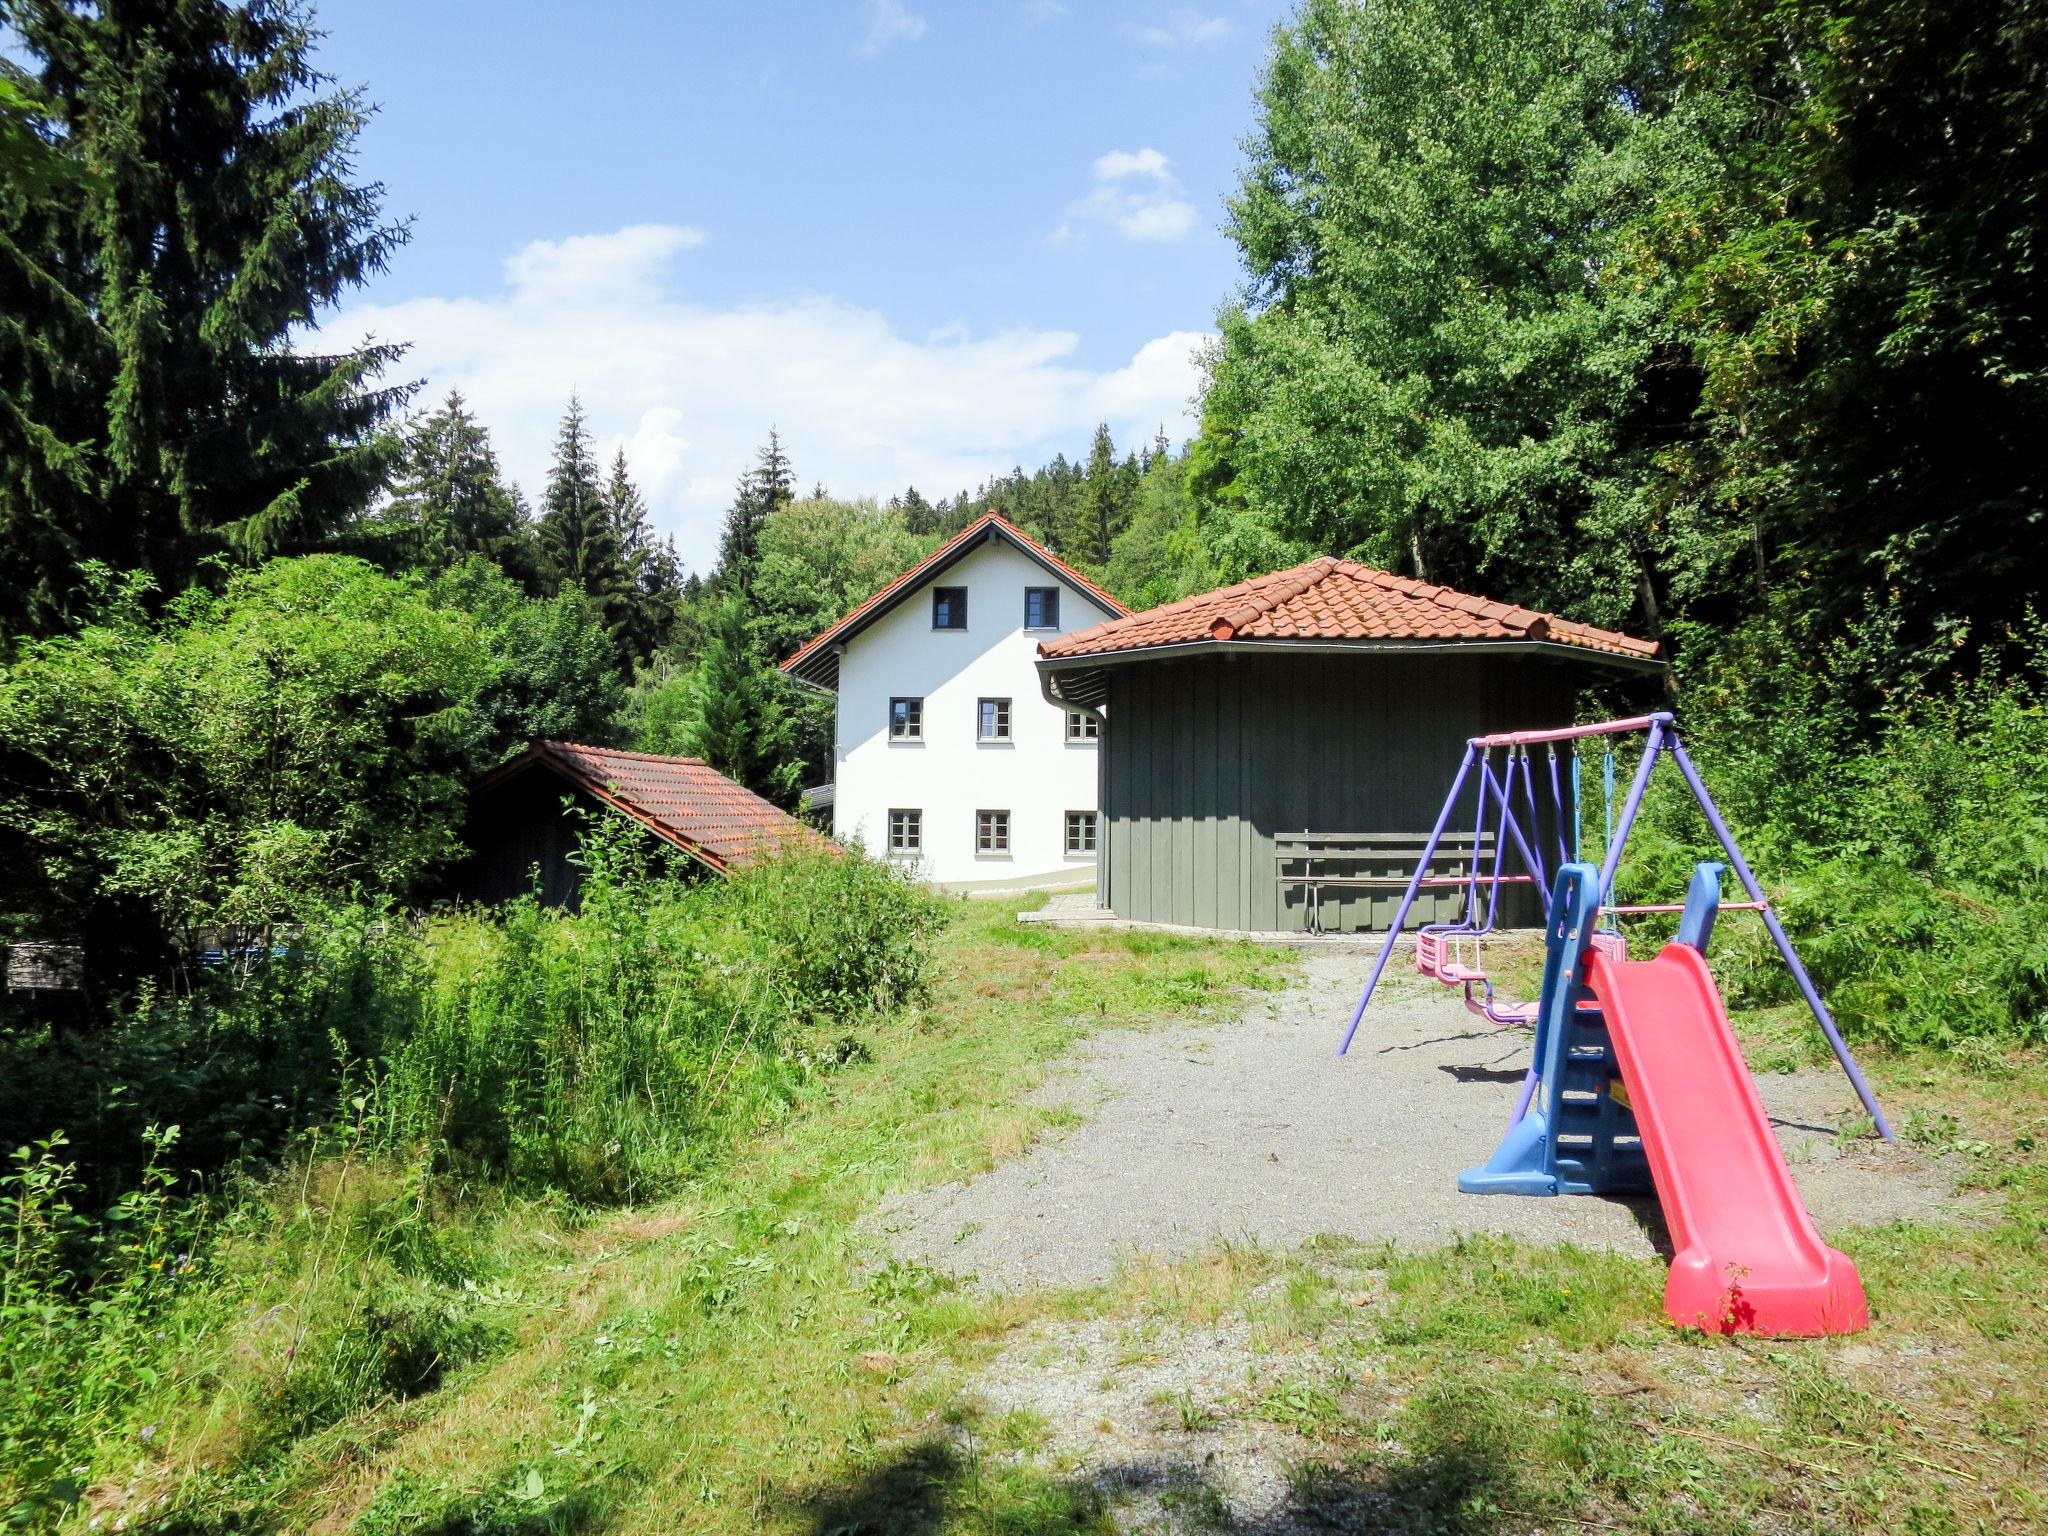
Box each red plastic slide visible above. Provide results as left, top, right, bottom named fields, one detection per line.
left=1584, top=944, right=1869, bottom=1336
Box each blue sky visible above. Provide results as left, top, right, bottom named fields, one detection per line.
left=316, top=0, right=1294, bottom=571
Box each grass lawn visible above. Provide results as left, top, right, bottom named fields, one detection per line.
left=72, top=901, right=2047, bottom=1535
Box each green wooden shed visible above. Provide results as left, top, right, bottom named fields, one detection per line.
left=1035, top=558, right=1662, bottom=933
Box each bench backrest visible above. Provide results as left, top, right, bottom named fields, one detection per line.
left=1274, top=832, right=1494, bottom=867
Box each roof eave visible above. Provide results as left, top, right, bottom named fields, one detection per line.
left=1038, top=634, right=1666, bottom=695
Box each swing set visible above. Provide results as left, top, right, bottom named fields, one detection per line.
left=1336, top=711, right=1894, bottom=1143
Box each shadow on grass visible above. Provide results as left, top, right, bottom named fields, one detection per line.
left=151, top=1481, right=617, bottom=1536
left=794, top=1432, right=1527, bottom=1535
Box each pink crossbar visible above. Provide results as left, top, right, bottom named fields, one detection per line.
left=1604, top=900, right=1771, bottom=915
left=1468, top=714, right=1661, bottom=748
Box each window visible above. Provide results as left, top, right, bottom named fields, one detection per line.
left=889, top=696, right=923, bottom=740
left=1024, top=587, right=1060, bottom=630
left=977, top=697, right=1012, bottom=741
left=931, top=586, right=967, bottom=630
left=975, top=809, right=1011, bottom=855
left=887, top=809, right=922, bottom=854
left=1066, top=710, right=1099, bottom=742
left=1065, top=810, right=1098, bottom=856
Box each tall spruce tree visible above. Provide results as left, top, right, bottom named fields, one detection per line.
left=688, top=593, right=796, bottom=802
left=603, top=447, right=681, bottom=664
left=714, top=428, right=796, bottom=596
left=1067, top=423, right=1133, bottom=564
left=898, top=485, right=939, bottom=535
left=0, top=0, right=411, bottom=636
left=536, top=396, right=626, bottom=625
left=382, top=390, right=535, bottom=583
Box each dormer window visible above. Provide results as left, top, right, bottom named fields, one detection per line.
left=932, top=587, right=967, bottom=630
left=1024, top=587, right=1060, bottom=630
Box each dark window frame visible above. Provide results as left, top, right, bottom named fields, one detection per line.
left=1024, top=586, right=1061, bottom=631
left=889, top=696, right=924, bottom=740
left=931, top=586, right=968, bottom=630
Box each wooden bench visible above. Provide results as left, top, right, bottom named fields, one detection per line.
left=1275, top=831, right=1496, bottom=934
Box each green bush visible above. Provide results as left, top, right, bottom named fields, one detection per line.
left=378, top=827, right=943, bottom=1201
left=1, top=1128, right=200, bottom=1525
left=0, top=910, right=424, bottom=1212
left=0, top=834, right=942, bottom=1525
left=1623, top=628, right=2048, bottom=1047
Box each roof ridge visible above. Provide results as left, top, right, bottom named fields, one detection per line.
left=1330, top=563, right=1550, bottom=639
left=544, top=740, right=711, bottom=767
left=780, top=511, right=1129, bottom=675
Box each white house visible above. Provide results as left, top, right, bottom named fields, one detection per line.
left=780, top=514, right=1129, bottom=887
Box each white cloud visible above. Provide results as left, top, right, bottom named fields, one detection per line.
left=331, top=226, right=1206, bottom=575
left=857, top=0, right=928, bottom=57
left=1130, top=10, right=1231, bottom=48
left=1062, top=146, right=1200, bottom=243
left=1021, top=0, right=1069, bottom=21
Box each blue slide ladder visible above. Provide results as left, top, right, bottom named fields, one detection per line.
left=1459, top=860, right=1727, bottom=1197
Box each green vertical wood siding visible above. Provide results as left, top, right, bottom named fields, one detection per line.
left=1100, top=651, right=1581, bottom=932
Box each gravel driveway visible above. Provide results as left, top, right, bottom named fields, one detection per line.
left=879, top=951, right=1956, bottom=1290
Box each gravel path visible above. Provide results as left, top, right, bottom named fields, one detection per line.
left=879, top=952, right=1959, bottom=1290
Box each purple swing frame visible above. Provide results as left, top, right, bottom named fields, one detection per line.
left=1336, top=711, right=1895, bottom=1142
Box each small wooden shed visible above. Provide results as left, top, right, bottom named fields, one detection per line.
left=450, top=741, right=820, bottom=907
left=1035, top=559, right=1661, bottom=933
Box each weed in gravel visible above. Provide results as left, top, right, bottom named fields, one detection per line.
left=1256, top=1377, right=1349, bottom=1441
left=992, top=1407, right=1052, bottom=1455
left=1159, top=1388, right=1218, bottom=1433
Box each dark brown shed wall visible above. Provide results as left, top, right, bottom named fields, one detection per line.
left=449, top=770, right=588, bottom=908
left=1100, top=651, right=1580, bottom=932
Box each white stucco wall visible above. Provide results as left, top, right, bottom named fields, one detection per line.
left=832, top=540, right=1113, bottom=886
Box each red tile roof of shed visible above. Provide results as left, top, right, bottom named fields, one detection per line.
left=780, top=512, right=1128, bottom=680
left=480, top=741, right=823, bottom=873
left=1037, top=557, right=1659, bottom=664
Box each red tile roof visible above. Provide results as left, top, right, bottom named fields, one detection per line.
left=780, top=512, right=1129, bottom=685
left=480, top=741, right=824, bottom=874
left=1038, top=557, right=1659, bottom=664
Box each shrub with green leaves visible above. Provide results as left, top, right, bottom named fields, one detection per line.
left=379, top=825, right=943, bottom=1201
left=1, top=1128, right=199, bottom=1525
left=1621, top=626, right=2048, bottom=1047
left=0, top=557, right=490, bottom=966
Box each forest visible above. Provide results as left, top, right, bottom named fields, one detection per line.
left=2, top=0, right=2046, bottom=1530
